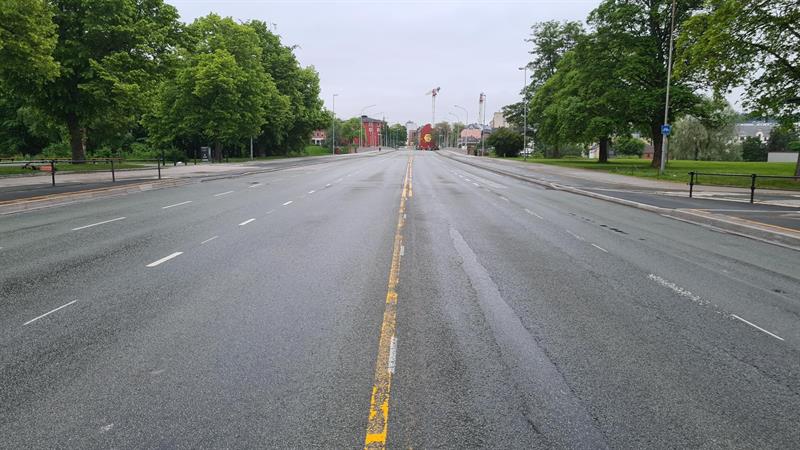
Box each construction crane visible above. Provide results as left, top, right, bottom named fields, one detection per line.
left=425, top=87, right=441, bottom=126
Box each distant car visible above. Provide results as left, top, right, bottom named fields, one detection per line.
left=520, top=148, right=533, bottom=156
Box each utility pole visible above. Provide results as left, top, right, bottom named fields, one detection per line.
left=250, top=136, right=254, bottom=160
left=519, top=66, right=529, bottom=160
left=331, top=94, right=338, bottom=155
left=660, top=0, right=677, bottom=175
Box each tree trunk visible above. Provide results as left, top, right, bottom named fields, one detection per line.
left=649, top=122, right=663, bottom=168
left=66, top=112, right=86, bottom=162
left=795, top=151, right=800, bottom=177
left=598, top=137, right=609, bottom=163
left=213, top=142, right=223, bottom=162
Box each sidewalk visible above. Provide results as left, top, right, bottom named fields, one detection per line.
left=0, top=149, right=385, bottom=203
left=441, top=150, right=800, bottom=248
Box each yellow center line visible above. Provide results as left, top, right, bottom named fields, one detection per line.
left=363, top=155, right=413, bottom=449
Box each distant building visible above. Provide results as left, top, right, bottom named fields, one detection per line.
left=490, top=111, right=508, bottom=129
left=361, top=116, right=384, bottom=147
left=405, top=121, right=418, bottom=147
left=459, top=123, right=492, bottom=146
left=735, top=122, right=776, bottom=143
left=311, top=129, right=327, bottom=145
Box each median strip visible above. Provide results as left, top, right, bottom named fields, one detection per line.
left=363, top=155, right=413, bottom=449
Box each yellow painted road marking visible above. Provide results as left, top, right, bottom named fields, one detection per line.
left=364, top=155, right=413, bottom=449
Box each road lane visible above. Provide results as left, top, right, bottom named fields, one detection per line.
left=389, top=151, right=799, bottom=448
left=0, top=151, right=408, bottom=448
left=1, top=150, right=799, bottom=448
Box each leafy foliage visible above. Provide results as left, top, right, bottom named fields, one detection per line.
left=741, top=137, right=767, bottom=162
left=487, top=128, right=523, bottom=157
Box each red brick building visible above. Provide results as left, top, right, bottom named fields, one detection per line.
left=361, top=116, right=384, bottom=147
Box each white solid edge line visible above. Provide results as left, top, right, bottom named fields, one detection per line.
left=387, top=335, right=397, bottom=374
left=282, top=201, right=293, bottom=206
left=524, top=208, right=544, bottom=219
left=162, top=201, right=192, bottom=209
left=201, top=236, right=218, bottom=244
left=71, top=217, right=126, bottom=231
left=239, top=218, right=256, bottom=226
left=731, top=314, right=785, bottom=341
left=24, top=300, right=77, bottom=326
left=591, top=243, right=609, bottom=253
left=146, top=252, right=183, bottom=268
left=214, top=190, right=234, bottom=197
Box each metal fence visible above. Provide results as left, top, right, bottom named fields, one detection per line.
left=688, top=171, right=800, bottom=203
left=0, top=158, right=168, bottom=187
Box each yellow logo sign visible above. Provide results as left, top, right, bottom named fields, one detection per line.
left=423, top=133, right=432, bottom=143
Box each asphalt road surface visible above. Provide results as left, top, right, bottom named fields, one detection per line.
left=1, top=150, right=798, bottom=448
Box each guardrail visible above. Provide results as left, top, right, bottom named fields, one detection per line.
left=0, top=158, right=167, bottom=187
left=688, top=171, right=800, bottom=203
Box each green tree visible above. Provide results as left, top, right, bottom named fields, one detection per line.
left=589, top=0, right=703, bottom=169
left=741, top=136, right=767, bottom=162
left=150, top=14, right=281, bottom=161
left=0, top=0, right=59, bottom=92
left=766, top=126, right=800, bottom=153
left=614, top=136, right=646, bottom=156
left=504, top=20, right=584, bottom=129
left=487, top=128, right=523, bottom=157
left=679, top=0, right=799, bottom=118
left=22, top=0, right=183, bottom=161
left=671, top=114, right=740, bottom=161
left=247, top=20, right=325, bottom=155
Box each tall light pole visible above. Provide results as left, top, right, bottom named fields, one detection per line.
left=519, top=66, right=529, bottom=160
left=479, top=93, right=487, bottom=156
left=331, top=94, right=338, bottom=155
left=454, top=104, right=468, bottom=149
left=360, top=104, right=376, bottom=149
left=449, top=112, right=461, bottom=148
left=660, top=0, right=677, bottom=175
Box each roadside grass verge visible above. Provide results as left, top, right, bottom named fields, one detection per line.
left=515, top=157, right=800, bottom=190
left=0, top=161, right=152, bottom=175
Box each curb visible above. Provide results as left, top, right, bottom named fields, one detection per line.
left=0, top=178, right=187, bottom=215
left=438, top=152, right=800, bottom=250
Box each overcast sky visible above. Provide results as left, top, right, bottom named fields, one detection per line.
left=171, top=0, right=603, bottom=126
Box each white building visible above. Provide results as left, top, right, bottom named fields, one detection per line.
left=490, top=111, right=508, bottom=129
left=735, top=122, right=776, bottom=143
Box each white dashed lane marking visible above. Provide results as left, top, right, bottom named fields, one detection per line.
left=71, top=217, right=126, bottom=231
left=23, top=300, right=77, bottom=326
left=162, top=201, right=192, bottom=209
left=146, top=252, right=183, bottom=268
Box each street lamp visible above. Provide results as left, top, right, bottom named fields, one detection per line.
left=331, top=94, right=338, bottom=155
left=454, top=105, right=468, bottom=149
left=449, top=112, right=461, bottom=148
left=660, top=0, right=677, bottom=175
left=519, top=66, right=529, bottom=160
left=360, top=104, right=376, bottom=149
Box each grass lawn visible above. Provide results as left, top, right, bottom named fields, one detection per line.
left=515, top=157, right=800, bottom=190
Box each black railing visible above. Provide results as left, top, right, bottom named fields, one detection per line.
left=0, top=158, right=168, bottom=187
left=689, top=171, right=800, bottom=203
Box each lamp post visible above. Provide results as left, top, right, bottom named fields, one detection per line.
left=659, top=0, right=677, bottom=175
left=331, top=94, right=338, bottom=155
left=449, top=112, right=461, bottom=149
left=359, top=104, right=376, bottom=149
left=519, top=66, right=529, bottom=160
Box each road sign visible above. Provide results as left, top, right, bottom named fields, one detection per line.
left=661, top=124, right=672, bottom=136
